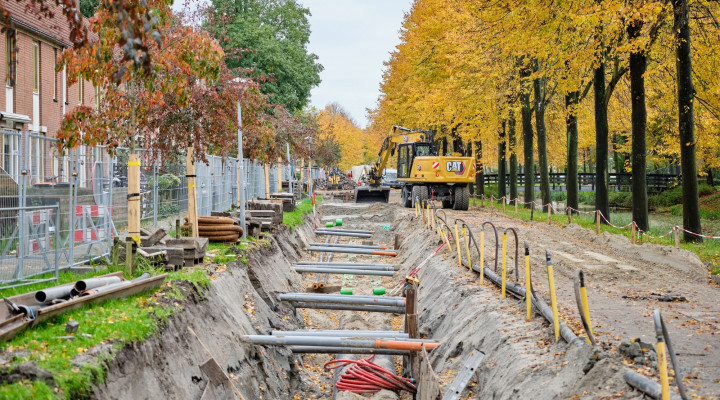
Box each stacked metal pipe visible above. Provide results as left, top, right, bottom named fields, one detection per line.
left=279, top=293, right=405, bottom=313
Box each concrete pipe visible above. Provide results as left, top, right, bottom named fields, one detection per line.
left=293, top=267, right=395, bottom=277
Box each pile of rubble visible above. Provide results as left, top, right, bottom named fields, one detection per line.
left=114, top=227, right=210, bottom=270
left=317, top=173, right=357, bottom=191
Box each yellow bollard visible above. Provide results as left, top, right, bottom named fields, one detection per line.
left=463, top=227, right=472, bottom=270
left=454, top=223, right=463, bottom=267
left=525, top=244, right=532, bottom=321
left=546, top=250, right=560, bottom=341
left=479, top=229, right=485, bottom=286
left=657, top=340, right=671, bottom=400
left=415, top=201, right=419, bottom=218
left=501, top=234, right=508, bottom=299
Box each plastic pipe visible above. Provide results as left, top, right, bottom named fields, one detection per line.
left=287, top=302, right=405, bottom=314
left=295, top=264, right=395, bottom=271
left=546, top=250, right=560, bottom=342
left=296, top=262, right=395, bottom=268
left=654, top=309, right=688, bottom=400
left=72, top=276, right=123, bottom=294
left=35, top=285, right=73, bottom=303
left=315, top=228, right=374, bottom=234
left=306, top=247, right=397, bottom=257
left=244, top=335, right=439, bottom=351
left=279, top=293, right=405, bottom=307
left=624, top=370, right=682, bottom=400
left=294, top=267, right=395, bottom=277
left=314, top=231, right=372, bottom=238
left=290, top=346, right=410, bottom=356
left=272, top=330, right=409, bottom=338
left=501, top=233, right=508, bottom=299
left=308, top=243, right=385, bottom=250
left=80, top=273, right=152, bottom=296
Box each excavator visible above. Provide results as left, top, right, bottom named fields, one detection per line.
left=354, top=126, right=476, bottom=210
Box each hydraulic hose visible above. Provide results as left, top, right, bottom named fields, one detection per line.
left=325, top=355, right=417, bottom=394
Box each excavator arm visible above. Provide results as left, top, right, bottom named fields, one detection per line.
left=366, top=126, right=433, bottom=186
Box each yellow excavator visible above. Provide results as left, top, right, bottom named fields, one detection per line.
left=354, top=126, right=476, bottom=210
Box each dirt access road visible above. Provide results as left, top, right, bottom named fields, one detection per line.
left=385, top=188, right=719, bottom=399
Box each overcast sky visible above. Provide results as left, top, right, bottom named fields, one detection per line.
left=300, top=1, right=412, bottom=128
left=175, top=1, right=411, bottom=128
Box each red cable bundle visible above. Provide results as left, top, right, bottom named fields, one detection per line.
left=324, top=355, right=416, bottom=394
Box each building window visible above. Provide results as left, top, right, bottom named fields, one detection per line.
left=5, top=31, right=15, bottom=87
left=33, top=42, right=39, bottom=93
left=78, top=78, right=83, bottom=105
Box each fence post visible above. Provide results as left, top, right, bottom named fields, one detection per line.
left=631, top=223, right=636, bottom=244
left=186, top=147, right=199, bottom=238
left=515, top=198, right=518, bottom=217
left=674, top=227, right=680, bottom=248
left=547, top=205, right=551, bottom=225
left=567, top=208, right=572, bottom=224
left=595, top=210, right=600, bottom=234
left=153, top=160, right=159, bottom=226
left=127, top=151, right=141, bottom=244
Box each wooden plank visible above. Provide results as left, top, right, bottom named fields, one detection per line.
left=127, top=153, right=141, bottom=244
left=188, top=327, right=246, bottom=400
left=418, top=345, right=442, bottom=400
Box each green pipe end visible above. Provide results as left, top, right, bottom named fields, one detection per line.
left=340, top=288, right=353, bottom=295
left=326, top=222, right=334, bottom=228
left=372, top=287, right=386, bottom=295
left=335, top=218, right=343, bottom=226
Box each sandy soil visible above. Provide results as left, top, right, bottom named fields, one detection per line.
left=387, top=190, right=719, bottom=399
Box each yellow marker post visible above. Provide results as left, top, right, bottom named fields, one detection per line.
left=441, top=228, right=451, bottom=254
left=479, top=229, right=485, bottom=286
left=657, top=340, right=670, bottom=400
left=546, top=250, right=560, bottom=341
left=463, top=227, right=472, bottom=270
left=525, top=243, right=532, bottom=321
left=580, top=285, right=594, bottom=338
left=501, top=234, right=508, bottom=299
left=454, top=223, right=463, bottom=267
left=415, top=201, right=419, bottom=218
left=426, top=204, right=431, bottom=229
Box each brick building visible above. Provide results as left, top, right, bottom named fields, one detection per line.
left=0, top=1, right=97, bottom=185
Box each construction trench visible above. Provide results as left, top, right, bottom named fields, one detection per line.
left=89, top=195, right=718, bottom=399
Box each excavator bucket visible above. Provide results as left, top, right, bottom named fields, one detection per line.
left=354, top=186, right=391, bottom=203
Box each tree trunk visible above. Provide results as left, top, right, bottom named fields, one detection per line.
left=674, top=0, right=702, bottom=242
left=509, top=108, right=518, bottom=201
left=534, top=74, right=551, bottom=212
left=594, top=53, right=610, bottom=222
left=475, top=141, right=484, bottom=196
left=566, top=92, right=579, bottom=211
left=628, top=20, right=649, bottom=232
left=707, top=167, right=714, bottom=186
left=498, top=121, right=507, bottom=199
left=521, top=67, right=534, bottom=208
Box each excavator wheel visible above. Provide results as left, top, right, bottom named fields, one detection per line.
left=401, top=186, right=412, bottom=208
left=411, top=186, right=428, bottom=208
left=453, top=186, right=470, bottom=211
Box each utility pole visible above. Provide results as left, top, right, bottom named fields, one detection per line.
left=287, top=143, right=292, bottom=195
left=237, top=100, right=246, bottom=239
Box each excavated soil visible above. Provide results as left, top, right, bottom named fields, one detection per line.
left=91, top=193, right=719, bottom=399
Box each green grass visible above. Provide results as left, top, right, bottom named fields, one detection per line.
left=282, top=196, right=323, bottom=230
left=471, top=198, right=720, bottom=274
left=0, top=258, right=213, bottom=399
